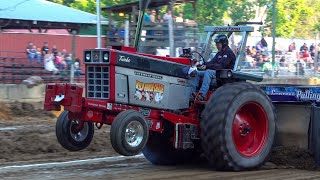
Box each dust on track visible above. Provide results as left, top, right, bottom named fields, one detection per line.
left=0, top=101, right=320, bottom=172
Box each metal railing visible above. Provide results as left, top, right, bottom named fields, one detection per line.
left=0, top=51, right=84, bottom=84
left=106, top=21, right=199, bottom=56
left=240, top=59, right=319, bottom=78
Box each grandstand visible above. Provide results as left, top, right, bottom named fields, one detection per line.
left=0, top=50, right=84, bottom=84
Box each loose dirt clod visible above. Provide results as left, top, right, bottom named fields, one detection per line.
left=269, top=145, right=320, bottom=170
left=9, top=101, right=55, bottom=118
left=0, top=103, right=11, bottom=120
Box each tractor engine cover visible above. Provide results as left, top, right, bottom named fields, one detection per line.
left=115, top=66, right=191, bottom=110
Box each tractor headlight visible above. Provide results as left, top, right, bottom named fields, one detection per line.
left=102, top=51, right=110, bottom=63
left=84, top=51, right=91, bottom=62
left=227, top=71, right=233, bottom=78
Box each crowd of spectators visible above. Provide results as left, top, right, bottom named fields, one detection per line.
left=242, top=39, right=320, bottom=76
left=26, top=42, right=81, bottom=77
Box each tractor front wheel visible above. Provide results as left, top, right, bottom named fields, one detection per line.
left=201, top=82, right=276, bottom=171
left=56, top=110, right=94, bottom=151
left=110, top=110, right=149, bottom=156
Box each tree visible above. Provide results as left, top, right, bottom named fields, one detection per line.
left=48, top=0, right=75, bottom=6
left=228, top=0, right=256, bottom=24
left=48, top=0, right=320, bottom=39
left=265, top=0, right=316, bottom=38
left=196, top=0, right=230, bottom=27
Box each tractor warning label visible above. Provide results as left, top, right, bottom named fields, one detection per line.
left=134, top=81, right=164, bottom=103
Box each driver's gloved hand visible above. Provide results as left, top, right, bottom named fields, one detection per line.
left=188, top=66, right=198, bottom=77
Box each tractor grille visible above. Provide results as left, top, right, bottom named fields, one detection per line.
left=87, top=66, right=110, bottom=99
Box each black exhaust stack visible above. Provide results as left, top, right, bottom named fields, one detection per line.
left=133, top=0, right=151, bottom=50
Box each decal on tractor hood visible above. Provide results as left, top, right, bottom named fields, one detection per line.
left=118, top=55, right=131, bottom=63
left=135, top=81, right=164, bottom=104
left=134, top=71, right=163, bottom=80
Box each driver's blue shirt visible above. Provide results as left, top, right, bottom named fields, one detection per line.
left=206, top=46, right=236, bottom=70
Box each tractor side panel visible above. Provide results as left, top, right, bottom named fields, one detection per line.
left=115, top=74, right=129, bottom=104
left=274, top=103, right=310, bottom=149
left=115, top=67, right=190, bottom=110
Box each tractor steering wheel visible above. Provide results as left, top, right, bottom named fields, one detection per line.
left=190, top=50, right=206, bottom=67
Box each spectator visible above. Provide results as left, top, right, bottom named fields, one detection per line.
left=256, top=41, right=265, bottom=53
left=144, top=10, right=151, bottom=23
left=261, top=37, right=268, bottom=48
left=288, top=42, right=296, bottom=52
left=246, top=46, right=251, bottom=55
left=250, top=46, right=257, bottom=56
left=44, top=54, right=58, bottom=74
left=74, top=58, right=81, bottom=77
left=300, top=43, right=308, bottom=54
left=52, top=45, right=58, bottom=57
left=156, top=14, right=163, bottom=23
left=310, top=43, right=315, bottom=58
left=109, top=23, right=118, bottom=42
left=262, top=60, right=273, bottom=76
left=175, top=13, right=184, bottom=37
left=61, top=49, right=68, bottom=58
left=279, top=56, right=287, bottom=67
left=65, top=53, right=72, bottom=71
left=175, top=13, right=184, bottom=23
left=118, top=23, right=125, bottom=43
left=36, top=47, right=42, bottom=62
left=295, top=60, right=305, bottom=76
left=255, top=37, right=268, bottom=53
left=55, top=52, right=67, bottom=74
left=41, top=42, right=49, bottom=57
left=255, top=54, right=264, bottom=67
left=26, top=42, right=41, bottom=64
left=150, top=10, right=156, bottom=23
left=163, top=10, right=172, bottom=22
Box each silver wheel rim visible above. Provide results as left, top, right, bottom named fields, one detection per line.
left=125, top=121, right=144, bottom=148
left=69, top=120, right=89, bottom=142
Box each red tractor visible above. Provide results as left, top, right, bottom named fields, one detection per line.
left=44, top=21, right=278, bottom=171
left=43, top=0, right=279, bottom=171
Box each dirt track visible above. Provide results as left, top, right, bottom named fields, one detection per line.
left=0, top=101, right=320, bottom=179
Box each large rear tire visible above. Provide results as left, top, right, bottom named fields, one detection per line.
left=110, top=110, right=149, bottom=156
left=201, top=82, right=276, bottom=171
left=142, top=122, right=198, bottom=165
left=56, top=110, right=94, bottom=151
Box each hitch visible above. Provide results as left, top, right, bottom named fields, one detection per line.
left=175, top=123, right=199, bottom=149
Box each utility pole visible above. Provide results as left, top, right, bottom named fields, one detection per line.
left=96, top=0, right=101, bottom=48
left=70, top=30, right=77, bottom=84
left=271, top=0, right=277, bottom=77
left=315, top=32, right=319, bottom=76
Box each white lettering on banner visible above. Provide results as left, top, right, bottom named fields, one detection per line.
left=266, top=89, right=320, bottom=102
left=296, top=91, right=320, bottom=102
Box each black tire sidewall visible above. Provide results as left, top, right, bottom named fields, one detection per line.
left=56, top=111, right=94, bottom=151
left=111, top=110, right=149, bottom=156
left=224, top=89, right=276, bottom=168
left=120, top=115, right=149, bottom=155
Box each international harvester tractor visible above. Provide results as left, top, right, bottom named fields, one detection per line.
left=44, top=0, right=320, bottom=171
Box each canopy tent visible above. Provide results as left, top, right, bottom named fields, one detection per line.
left=0, top=0, right=107, bottom=32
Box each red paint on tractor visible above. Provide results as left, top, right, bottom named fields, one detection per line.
left=232, top=102, right=268, bottom=157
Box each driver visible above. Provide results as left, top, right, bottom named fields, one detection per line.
left=190, top=34, right=236, bottom=101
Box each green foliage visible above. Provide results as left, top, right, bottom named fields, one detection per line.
left=48, top=0, right=320, bottom=38
left=196, top=0, right=230, bottom=27
left=228, top=0, right=256, bottom=24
